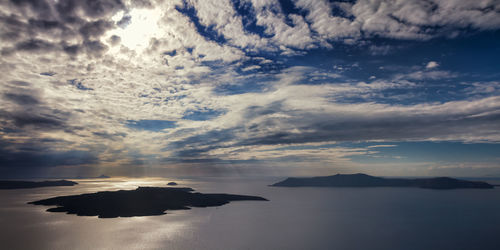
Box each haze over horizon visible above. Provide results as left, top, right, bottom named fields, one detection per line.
left=1, top=0, right=500, bottom=179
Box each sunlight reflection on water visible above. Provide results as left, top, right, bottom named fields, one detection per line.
left=1, top=177, right=500, bottom=250
left=0, top=177, right=215, bottom=250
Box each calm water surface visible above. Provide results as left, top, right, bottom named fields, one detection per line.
left=1, top=177, right=499, bottom=250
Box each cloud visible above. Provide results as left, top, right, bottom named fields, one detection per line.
left=3, top=92, right=40, bottom=105
left=399, top=70, right=458, bottom=80
left=241, top=65, right=261, bottom=72
left=295, top=0, right=360, bottom=41
left=367, top=145, right=397, bottom=148
left=0, top=0, right=124, bottom=57
left=182, top=0, right=270, bottom=50
left=79, top=20, right=114, bottom=39
left=463, top=81, right=500, bottom=96
left=182, top=109, right=224, bottom=121
left=369, top=45, right=393, bottom=55
left=350, top=0, right=500, bottom=40
left=0, top=143, right=99, bottom=178
left=1, top=0, right=500, bottom=60
left=426, top=61, right=439, bottom=69
left=0, top=83, right=73, bottom=132
left=250, top=0, right=316, bottom=49
left=68, top=79, right=94, bottom=91
left=163, top=82, right=500, bottom=165
left=126, top=120, right=177, bottom=132
left=0, top=0, right=499, bottom=177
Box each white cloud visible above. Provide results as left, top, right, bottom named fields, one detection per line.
left=367, top=145, right=398, bottom=148
left=250, top=0, right=316, bottom=49
left=294, top=0, right=360, bottom=41
left=296, top=0, right=500, bottom=42
left=241, top=65, right=261, bottom=72
left=185, top=0, right=270, bottom=51
left=395, top=70, right=457, bottom=80
left=426, top=61, right=439, bottom=69
left=1, top=0, right=500, bottom=177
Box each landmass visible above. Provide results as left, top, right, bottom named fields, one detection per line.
left=167, top=182, right=178, bottom=186
left=74, top=174, right=110, bottom=179
left=29, top=187, right=268, bottom=218
left=0, top=180, right=78, bottom=189
left=271, top=173, right=494, bottom=189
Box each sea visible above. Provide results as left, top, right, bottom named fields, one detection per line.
left=1, top=177, right=499, bottom=250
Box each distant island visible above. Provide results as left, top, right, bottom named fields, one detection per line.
left=167, top=182, right=178, bottom=186
left=0, top=180, right=78, bottom=189
left=29, top=187, right=268, bottom=218
left=271, top=173, right=494, bottom=189
left=74, top=174, right=110, bottom=179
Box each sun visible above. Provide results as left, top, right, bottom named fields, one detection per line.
left=111, top=8, right=163, bottom=51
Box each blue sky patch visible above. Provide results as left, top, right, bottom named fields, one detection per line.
left=126, top=120, right=177, bottom=132
left=182, top=109, right=224, bottom=121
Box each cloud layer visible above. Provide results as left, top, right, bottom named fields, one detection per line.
left=1, top=0, right=500, bottom=177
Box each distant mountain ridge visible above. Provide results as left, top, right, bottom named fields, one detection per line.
left=74, top=175, right=110, bottom=179
left=0, top=180, right=78, bottom=189
left=271, top=173, right=494, bottom=189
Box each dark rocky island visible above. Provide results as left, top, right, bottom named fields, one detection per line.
left=271, top=173, right=494, bottom=190
left=0, top=180, right=78, bottom=189
left=29, top=187, right=268, bottom=218
left=167, top=182, right=178, bottom=186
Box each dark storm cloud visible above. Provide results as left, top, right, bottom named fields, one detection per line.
left=167, top=129, right=236, bottom=151
left=7, top=80, right=31, bottom=86
left=163, top=97, right=500, bottom=162
left=0, top=144, right=98, bottom=178
left=83, top=40, right=109, bottom=57
left=116, top=15, right=131, bottom=28
left=0, top=81, right=94, bottom=177
left=0, top=103, right=71, bottom=132
left=56, top=39, right=110, bottom=57
left=8, top=112, right=67, bottom=130
left=9, top=0, right=52, bottom=16
left=239, top=110, right=500, bottom=146
left=8, top=0, right=124, bottom=22
left=53, top=0, right=125, bottom=19
left=40, top=71, right=56, bottom=76
left=15, top=38, right=57, bottom=52
left=28, top=18, right=63, bottom=30
left=1, top=0, right=124, bottom=57
left=0, top=85, right=72, bottom=131
left=62, top=43, right=81, bottom=56
left=26, top=19, right=70, bottom=33
left=172, top=147, right=220, bottom=159
left=3, top=92, right=40, bottom=105
left=79, top=20, right=114, bottom=39
left=108, top=35, right=121, bottom=46
left=244, top=101, right=284, bottom=119
left=0, top=14, right=27, bottom=41
left=92, top=131, right=127, bottom=140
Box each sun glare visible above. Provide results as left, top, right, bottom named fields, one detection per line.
left=111, top=8, right=163, bottom=51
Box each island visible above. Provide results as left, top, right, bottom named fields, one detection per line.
left=29, top=187, right=268, bottom=218
left=167, top=182, right=178, bottom=186
left=271, top=173, right=494, bottom=189
left=0, top=180, right=78, bottom=189
left=74, top=174, right=110, bottom=179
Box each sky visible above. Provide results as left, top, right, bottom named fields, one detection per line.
left=0, top=0, right=500, bottom=178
